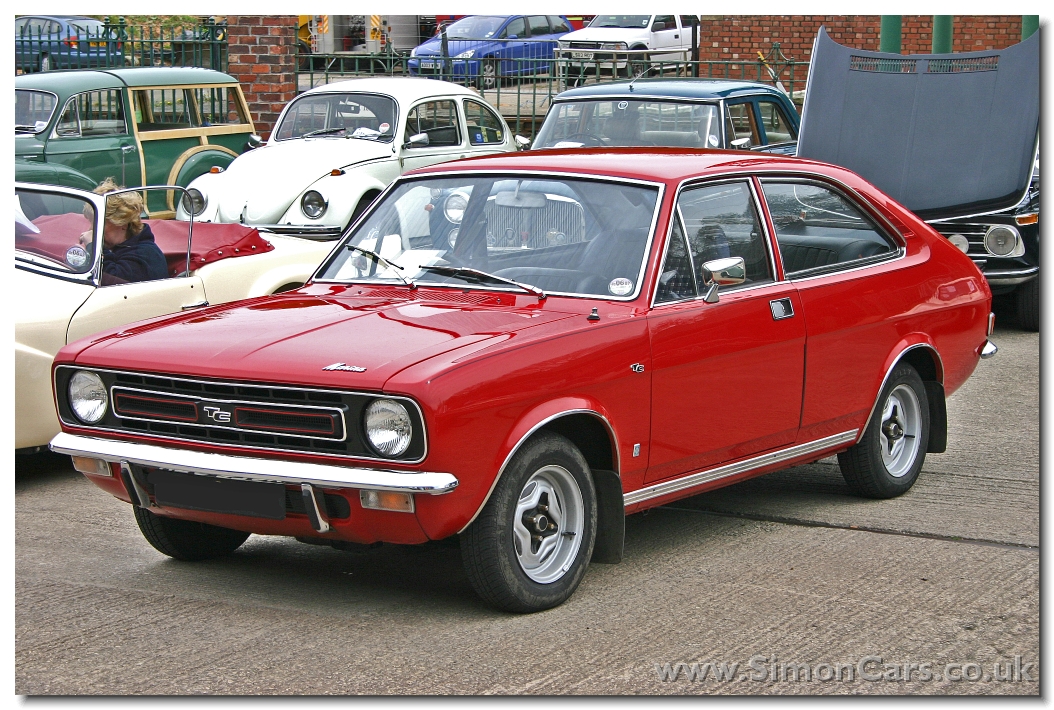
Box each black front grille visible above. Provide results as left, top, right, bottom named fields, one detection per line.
left=114, top=392, right=198, bottom=421
left=234, top=406, right=338, bottom=436
left=569, top=41, right=600, bottom=50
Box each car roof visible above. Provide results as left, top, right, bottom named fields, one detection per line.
left=553, top=78, right=790, bottom=102
left=15, top=67, right=240, bottom=93
left=410, top=147, right=845, bottom=185
left=301, top=76, right=482, bottom=103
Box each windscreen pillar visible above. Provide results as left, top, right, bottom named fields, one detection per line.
left=931, top=16, right=952, bottom=54
left=879, top=16, right=902, bottom=53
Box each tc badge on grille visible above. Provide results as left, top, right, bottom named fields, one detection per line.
left=322, top=363, right=366, bottom=372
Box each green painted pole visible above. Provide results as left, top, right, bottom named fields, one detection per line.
left=1022, top=16, right=1039, bottom=39
left=880, top=15, right=902, bottom=53
left=932, top=16, right=952, bottom=53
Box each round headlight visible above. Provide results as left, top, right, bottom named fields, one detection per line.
left=984, top=225, right=1020, bottom=257
left=447, top=227, right=459, bottom=248
left=301, top=190, right=327, bottom=219
left=947, top=234, right=970, bottom=253
left=181, top=188, right=206, bottom=217
left=364, top=399, right=413, bottom=457
left=443, top=191, right=470, bottom=224
left=68, top=371, right=108, bottom=424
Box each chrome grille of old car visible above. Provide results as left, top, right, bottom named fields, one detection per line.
left=484, top=195, right=586, bottom=249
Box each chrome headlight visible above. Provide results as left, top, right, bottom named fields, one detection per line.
left=68, top=371, right=108, bottom=424
left=947, top=234, right=970, bottom=253
left=364, top=399, right=412, bottom=457
left=984, top=225, right=1023, bottom=257
left=455, top=49, right=475, bottom=59
left=181, top=188, right=206, bottom=217
left=443, top=191, right=470, bottom=223
left=301, top=190, right=327, bottom=219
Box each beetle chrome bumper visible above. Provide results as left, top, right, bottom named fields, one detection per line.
left=49, top=432, right=458, bottom=494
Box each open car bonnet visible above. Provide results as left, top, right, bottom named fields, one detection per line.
left=797, top=27, right=1039, bottom=220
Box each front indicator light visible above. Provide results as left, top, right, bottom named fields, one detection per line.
left=360, top=489, right=415, bottom=513
left=1015, top=213, right=1038, bottom=226
left=72, top=456, right=111, bottom=477
left=364, top=398, right=412, bottom=456
left=68, top=370, right=108, bottom=423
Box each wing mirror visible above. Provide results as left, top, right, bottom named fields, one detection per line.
left=730, top=137, right=752, bottom=150
left=701, top=256, right=746, bottom=303
left=651, top=21, right=667, bottom=31
left=245, top=133, right=263, bottom=150
left=404, top=132, right=430, bottom=149
left=514, top=135, right=531, bottom=150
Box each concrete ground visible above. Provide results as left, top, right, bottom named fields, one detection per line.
left=15, top=316, right=1037, bottom=695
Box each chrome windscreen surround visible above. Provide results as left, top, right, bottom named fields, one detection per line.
left=53, top=366, right=428, bottom=464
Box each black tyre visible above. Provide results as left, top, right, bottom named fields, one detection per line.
left=133, top=506, right=250, bottom=561
left=839, top=364, right=929, bottom=499
left=461, top=432, right=596, bottom=612
left=1016, top=278, right=1039, bottom=331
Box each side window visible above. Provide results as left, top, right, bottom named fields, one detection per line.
left=77, top=90, right=126, bottom=136
left=757, top=101, right=796, bottom=144
left=653, top=15, right=676, bottom=30
left=404, top=100, right=461, bottom=148
left=656, top=214, right=696, bottom=303
left=761, top=181, right=895, bottom=276
left=464, top=100, right=505, bottom=144
left=549, top=16, right=570, bottom=33
left=195, top=86, right=250, bottom=126
left=678, top=181, right=773, bottom=287
left=500, top=17, right=526, bottom=39
left=527, top=16, right=550, bottom=37
left=725, top=102, right=758, bottom=148
left=54, top=99, right=80, bottom=138
left=679, top=15, right=698, bottom=30
left=134, top=89, right=197, bottom=130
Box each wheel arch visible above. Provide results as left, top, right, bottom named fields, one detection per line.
left=862, top=341, right=947, bottom=454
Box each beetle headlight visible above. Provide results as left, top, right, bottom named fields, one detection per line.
left=301, top=190, right=327, bottom=219
left=443, top=191, right=470, bottom=223
left=181, top=188, right=206, bottom=217
left=984, top=225, right=1022, bottom=257
left=364, top=399, right=412, bottom=457
left=68, top=371, right=108, bottom=424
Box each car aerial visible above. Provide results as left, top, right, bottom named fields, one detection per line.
left=556, top=14, right=699, bottom=78
left=16, top=67, right=260, bottom=217
left=407, top=15, right=573, bottom=90
left=531, top=79, right=799, bottom=154
left=175, top=78, right=519, bottom=240
left=51, top=148, right=996, bottom=613
left=797, top=27, right=1040, bottom=330
left=16, top=182, right=334, bottom=451
left=15, top=15, right=123, bottom=73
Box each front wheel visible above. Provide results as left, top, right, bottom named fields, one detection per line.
left=1016, top=278, right=1039, bottom=331
left=478, top=59, right=499, bottom=90
left=838, top=363, right=929, bottom=499
left=461, top=432, right=596, bottom=612
left=133, top=506, right=250, bottom=560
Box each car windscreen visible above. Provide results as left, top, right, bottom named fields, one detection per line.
left=15, top=90, right=58, bottom=133
left=316, top=174, right=661, bottom=299
left=534, top=100, right=721, bottom=149
left=444, top=16, right=507, bottom=39
left=273, top=93, right=397, bottom=142
left=587, top=15, right=651, bottom=28
left=16, top=188, right=98, bottom=275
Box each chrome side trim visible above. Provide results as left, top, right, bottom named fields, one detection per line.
left=301, top=483, right=331, bottom=532
left=456, top=408, right=621, bottom=533
left=859, top=343, right=944, bottom=438
left=50, top=432, right=458, bottom=495
left=623, top=430, right=859, bottom=506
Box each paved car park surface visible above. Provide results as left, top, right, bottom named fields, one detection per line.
left=16, top=309, right=1037, bottom=695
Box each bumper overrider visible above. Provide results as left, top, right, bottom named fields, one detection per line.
left=50, top=432, right=458, bottom=533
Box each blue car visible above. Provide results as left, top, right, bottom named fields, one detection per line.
left=408, top=15, right=572, bottom=89
left=15, top=15, right=123, bottom=72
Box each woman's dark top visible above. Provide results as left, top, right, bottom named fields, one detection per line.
left=102, top=223, right=169, bottom=283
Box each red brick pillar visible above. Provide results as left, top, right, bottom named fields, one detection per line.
left=226, top=16, right=298, bottom=140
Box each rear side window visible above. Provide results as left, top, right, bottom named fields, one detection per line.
left=549, top=16, right=570, bottom=33
left=761, top=181, right=895, bottom=276
left=134, top=89, right=197, bottom=130
left=195, top=86, right=250, bottom=126
left=757, top=101, right=796, bottom=144
left=464, top=100, right=505, bottom=144
left=527, top=16, right=550, bottom=37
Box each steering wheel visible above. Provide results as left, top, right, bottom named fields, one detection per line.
left=561, top=132, right=608, bottom=147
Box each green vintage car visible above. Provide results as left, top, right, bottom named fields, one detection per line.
left=15, top=67, right=260, bottom=217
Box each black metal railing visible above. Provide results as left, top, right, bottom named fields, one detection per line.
left=15, top=18, right=229, bottom=74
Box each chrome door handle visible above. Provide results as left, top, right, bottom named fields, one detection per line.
left=181, top=300, right=209, bottom=310
left=121, top=145, right=136, bottom=153
left=769, top=298, right=794, bottom=320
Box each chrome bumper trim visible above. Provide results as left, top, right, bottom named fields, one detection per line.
left=50, top=433, right=458, bottom=495
left=623, top=430, right=859, bottom=507
left=982, top=266, right=1038, bottom=286
left=980, top=340, right=998, bottom=359
left=257, top=224, right=342, bottom=237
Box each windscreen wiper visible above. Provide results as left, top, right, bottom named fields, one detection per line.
left=302, top=127, right=347, bottom=138
left=345, top=245, right=415, bottom=289
left=418, top=265, right=546, bottom=300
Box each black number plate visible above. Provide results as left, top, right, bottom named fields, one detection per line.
left=146, top=469, right=286, bottom=520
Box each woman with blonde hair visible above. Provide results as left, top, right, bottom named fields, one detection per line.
left=81, top=178, right=168, bottom=284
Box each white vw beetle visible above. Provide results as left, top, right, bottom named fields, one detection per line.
left=176, top=78, right=518, bottom=238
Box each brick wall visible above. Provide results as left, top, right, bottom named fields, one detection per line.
left=226, top=16, right=298, bottom=140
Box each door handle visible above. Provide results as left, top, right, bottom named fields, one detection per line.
left=769, top=298, right=794, bottom=320
left=121, top=145, right=136, bottom=153
left=181, top=300, right=209, bottom=310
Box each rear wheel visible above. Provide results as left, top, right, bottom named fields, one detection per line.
left=1016, top=278, right=1040, bottom=331
left=461, top=432, right=596, bottom=612
left=838, top=364, right=929, bottom=499
left=133, top=506, right=250, bottom=561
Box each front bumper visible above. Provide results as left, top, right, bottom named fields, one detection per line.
left=256, top=224, right=344, bottom=239
left=50, top=432, right=459, bottom=494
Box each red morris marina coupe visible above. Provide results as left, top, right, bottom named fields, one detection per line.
left=51, top=149, right=997, bottom=612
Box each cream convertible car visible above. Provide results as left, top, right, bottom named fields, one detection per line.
left=175, top=78, right=519, bottom=238
left=15, top=182, right=334, bottom=451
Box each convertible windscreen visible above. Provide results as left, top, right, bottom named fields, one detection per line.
left=534, top=100, right=721, bottom=149
left=317, top=175, right=660, bottom=298
left=16, top=188, right=97, bottom=274
left=273, top=93, right=398, bottom=142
